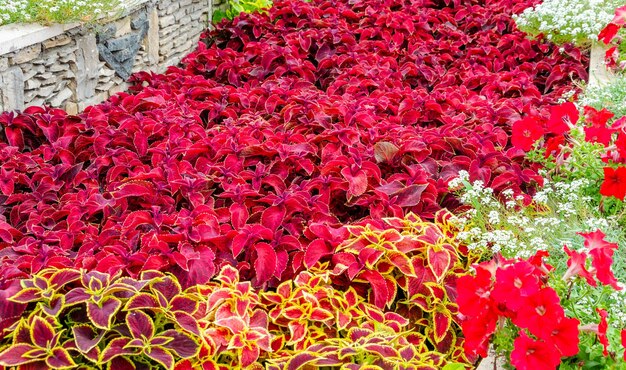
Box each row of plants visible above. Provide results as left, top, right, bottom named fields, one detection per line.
left=1, top=0, right=625, bottom=369
left=0, top=0, right=268, bottom=26
left=0, top=212, right=475, bottom=369
left=0, top=0, right=122, bottom=26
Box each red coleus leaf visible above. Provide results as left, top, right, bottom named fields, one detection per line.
left=253, top=242, right=277, bottom=285
left=427, top=248, right=452, bottom=283
left=72, top=325, right=104, bottom=354
left=261, top=205, right=286, bottom=232
left=160, top=329, right=199, bottom=358
left=101, top=338, right=136, bottom=363
left=373, top=141, right=399, bottom=163
left=304, top=238, right=333, bottom=269
left=87, top=297, right=122, bottom=330
left=127, top=310, right=155, bottom=340
left=46, top=347, right=76, bottom=368
left=341, top=167, right=368, bottom=198
left=30, top=316, right=55, bottom=348
left=286, top=352, right=318, bottom=370
left=433, top=310, right=452, bottom=343
left=146, top=347, right=175, bottom=370
left=358, top=270, right=390, bottom=309
left=0, top=344, right=41, bottom=366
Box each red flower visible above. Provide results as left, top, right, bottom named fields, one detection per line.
left=457, top=268, right=494, bottom=317
left=514, top=288, right=564, bottom=336
left=598, top=308, right=610, bottom=356
left=580, top=309, right=611, bottom=357
left=584, top=106, right=615, bottom=127
left=461, top=314, right=498, bottom=358
left=491, top=261, right=541, bottom=311
left=615, top=132, right=626, bottom=161
left=562, top=245, right=596, bottom=286
left=621, top=329, right=626, bottom=361
left=546, top=102, right=579, bottom=135
left=510, top=331, right=561, bottom=370
left=584, top=126, right=614, bottom=146
left=600, top=167, right=626, bottom=200
left=599, top=23, right=621, bottom=44
left=578, top=229, right=622, bottom=290
left=538, top=316, right=580, bottom=357
left=543, top=135, right=565, bottom=159
left=512, top=117, right=544, bottom=151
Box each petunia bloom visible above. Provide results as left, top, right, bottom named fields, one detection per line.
left=512, top=117, right=544, bottom=151
left=578, top=229, right=622, bottom=290
left=546, top=102, right=579, bottom=135
left=562, top=245, right=596, bottom=287
left=600, top=166, right=626, bottom=200
left=510, top=331, right=561, bottom=370
left=538, top=316, right=580, bottom=357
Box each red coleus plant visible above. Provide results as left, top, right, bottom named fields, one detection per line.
left=457, top=252, right=580, bottom=370
left=0, top=0, right=587, bottom=293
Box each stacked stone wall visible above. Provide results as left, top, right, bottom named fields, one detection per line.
left=0, top=0, right=214, bottom=114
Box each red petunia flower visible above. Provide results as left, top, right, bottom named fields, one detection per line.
left=512, top=117, right=544, bottom=151
left=538, top=316, right=580, bottom=357
left=461, top=314, right=498, bottom=358
left=600, top=166, right=626, bottom=200
left=491, top=261, right=541, bottom=311
left=584, top=126, right=614, bottom=146
left=621, top=329, right=626, bottom=361
left=615, top=133, right=626, bottom=161
left=578, top=229, right=622, bottom=290
left=598, top=23, right=620, bottom=44
left=598, top=308, right=610, bottom=356
left=562, top=245, right=596, bottom=286
left=514, top=288, right=565, bottom=337
left=580, top=309, right=611, bottom=357
left=510, top=331, right=561, bottom=370
left=546, top=102, right=579, bottom=135
left=457, top=268, right=495, bottom=317
left=543, top=135, right=565, bottom=159
left=584, top=106, right=615, bottom=127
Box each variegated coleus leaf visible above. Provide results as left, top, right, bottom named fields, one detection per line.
left=10, top=268, right=80, bottom=305
left=100, top=311, right=200, bottom=370
left=125, top=271, right=201, bottom=336
left=0, top=315, right=75, bottom=368
left=64, top=270, right=142, bottom=329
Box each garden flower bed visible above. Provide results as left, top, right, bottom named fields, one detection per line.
left=0, top=0, right=624, bottom=368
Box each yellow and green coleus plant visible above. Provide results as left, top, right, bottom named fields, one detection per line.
left=304, top=210, right=481, bottom=365
left=0, top=234, right=474, bottom=369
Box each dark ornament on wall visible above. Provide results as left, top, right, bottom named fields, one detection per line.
left=96, top=9, right=150, bottom=80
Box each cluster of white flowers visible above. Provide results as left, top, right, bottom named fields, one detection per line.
left=450, top=174, right=615, bottom=259
left=513, top=0, right=622, bottom=45
left=0, top=0, right=29, bottom=24
left=0, top=0, right=121, bottom=25
left=579, top=76, right=626, bottom=119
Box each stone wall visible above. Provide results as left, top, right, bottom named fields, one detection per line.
left=0, top=0, right=214, bottom=114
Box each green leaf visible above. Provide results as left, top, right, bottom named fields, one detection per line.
left=442, top=363, right=466, bottom=370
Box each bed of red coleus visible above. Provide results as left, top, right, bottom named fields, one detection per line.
left=0, top=0, right=595, bottom=368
